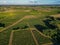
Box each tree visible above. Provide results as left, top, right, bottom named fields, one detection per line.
left=0, top=23, right=5, bottom=27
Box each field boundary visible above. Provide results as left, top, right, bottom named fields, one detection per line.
left=27, top=23, right=39, bottom=45
left=0, top=15, right=37, bottom=32
left=0, top=16, right=25, bottom=32
left=8, top=30, right=14, bottom=45
left=35, top=29, right=51, bottom=39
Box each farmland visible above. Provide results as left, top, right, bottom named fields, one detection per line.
left=0, top=6, right=60, bottom=45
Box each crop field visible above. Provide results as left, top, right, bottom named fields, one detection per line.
left=0, top=6, right=60, bottom=45
left=12, top=30, right=36, bottom=45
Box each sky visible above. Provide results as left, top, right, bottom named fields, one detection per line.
left=0, top=0, right=60, bottom=5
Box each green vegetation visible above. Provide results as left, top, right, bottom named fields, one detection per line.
left=12, top=30, right=36, bottom=45
left=0, top=30, right=11, bottom=45
left=0, top=6, right=60, bottom=45
left=32, top=30, right=52, bottom=44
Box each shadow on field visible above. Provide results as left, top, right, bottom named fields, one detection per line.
left=34, top=24, right=47, bottom=32
left=43, top=19, right=57, bottom=29
left=51, top=29, right=60, bottom=45
left=56, top=17, right=60, bottom=21
left=0, top=23, right=5, bottom=27
left=34, top=24, right=60, bottom=45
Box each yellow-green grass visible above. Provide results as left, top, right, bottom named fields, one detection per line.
left=23, top=18, right=46, bottom=28
left=0, top=6, right=60, bottom=45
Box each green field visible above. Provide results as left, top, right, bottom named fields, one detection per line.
left=0, top=6, right=60, bottom=45
left=12, top=30, right=36, bottom=45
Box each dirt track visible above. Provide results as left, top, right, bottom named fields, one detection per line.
left=0, top=15, right=37, bottom=32
left=8, top=31, right=14, bottom=45
left=0, top=15, right=51, bottom=45
left=27, top=23, right=39, bottom=45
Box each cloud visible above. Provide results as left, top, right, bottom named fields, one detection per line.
left=0, top=0, right=60, bottom=5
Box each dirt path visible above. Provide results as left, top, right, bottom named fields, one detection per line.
left=0, top=15, right=37, bottom=32
left=30, top=30, right=39, bottom=45
left=8, top=28, right=51, bottom=45
left=0, top=15, right=51, bottom=45
left=26, top=27, right=51, bottom=39
left=8, top=30, right=14, bottom=45
left=27, top=27, right=51, bottom=39
left=27, top=23, right=51, bottom=45
left=0, top=17, right=25, bottom=32
left=35, top=29, right=51, bottom=39
left=27, top=23, right=39, bottom=45
left=29, top=28, right=51, bottom=39
left=8, top=29, right=29, bottom=45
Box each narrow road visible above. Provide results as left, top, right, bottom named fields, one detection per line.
left=0, top=15, right=51, bottom=45
left=8, top=29, right=29, bottom=45
left=0, top=17, right=25, bottom=32
left=0, top=15, right=37, bottom=32
left=35, top=29, right=51, bottom=39
left=27, top=23, right=39, bottom=45
left=8, top=30, right=14, bottom=45
left=27, top=27, right=51, bottom=39
left=30, top=30, right=39, bottom=45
